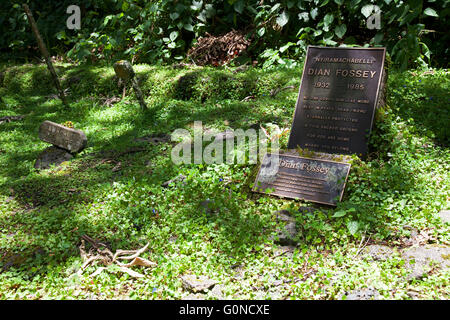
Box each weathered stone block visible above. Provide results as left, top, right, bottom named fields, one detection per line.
left=401, top=245, right=450, bottom=280
left=181, top=275, right=217, bottom=293
left=38, top=121, right=87, bottom=153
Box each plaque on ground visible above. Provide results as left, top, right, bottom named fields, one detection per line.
left=253, top=153, right=351, bottom=206
left=288, top=46, right=386, bottom=156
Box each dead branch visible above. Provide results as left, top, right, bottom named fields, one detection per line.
left=77, top=235, right=154, bottom=278
left=270, top=85, right=297, bottom=98
left=23, top=4, right=67, bottom=107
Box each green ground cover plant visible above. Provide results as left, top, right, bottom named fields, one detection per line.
left=0, top=62, right=448, bottom=299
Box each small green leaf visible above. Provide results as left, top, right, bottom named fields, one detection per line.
left=270, top=3, right=281, bottom=14
left=423, top=7, right=438, bottom=17
left=276, top=11, right=289, bottom=27
left=298, top=12, right=309, bottom=22
left=361, top=4, right=375, bottom=18
left=234, top=0, right=244, bottom=14
left=191, top=0, right=203, bottom=11
left=332, top=210, right=347, bottom=218
left=334, top=24, right=347, bottom=38
left=279, top=42, right=293, bottom=53
left=347, top=221, right=359, bottom=235
left=257, top=27, right=265, bottom=37
left=324, top=13, right=335, bottom=28
left=373, top=32, right=384, bottom=44
left=310, top=8, right=319, bottom=20
left=169, top=31, right=179, bottom=41
left=169, top=12, right=180, bottom=20
left=183, top=24, right=194, bottom=32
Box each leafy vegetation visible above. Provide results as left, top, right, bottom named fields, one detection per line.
left=1, top=0, right=449, bottom=69
left=0, top=62, right=448, bottom=299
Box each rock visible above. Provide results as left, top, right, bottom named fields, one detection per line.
left=280, top=149, right=352, bottom=163
left=1, top=253, right=26, bottom=271
left=401, top=245, right=450, bottom=280
left=39, top=121, right=87, bottom=153
left=251, top=291, right=266, bottom=299
left=113, top=60, right=135, bottom=80
left=342, top=288, right=380, bottom=300
left=267, top=287, right=285, bottom=300
left=200, top=199, right=217, bottom=215
left=162, top=174, right=186, bottom=188
left=275, top=210, right=295, bottom=223
left=407, top=291, right=421, bottom=300
left=363, top=244, right=395, bottom=261
left=438, top=210, right=450, bottom=224
left=247, top=122, right=261, bottom=130
left=298, top=206, right=317, bottom=214
left=210, top=284, right=225, bottom=300
left=232, top=65, right=249, bottom=73
left=181, top=275, right=217, bottom=293
left=113, top=60, right=147, bottom=109
left=273, top=210, right=298, bottom=246
left=232, top=264, right=245, bottom=279
left=34, top=146, right=73, bottom=170
left=275, top=222, right=298, bottom=246
left=182, top=293, right=205, bottom=300
left=65, top=75, right=81, bottom=86
left=135, top=133, right=171, bottom=144
left=273, top=245, right=296, bottom=258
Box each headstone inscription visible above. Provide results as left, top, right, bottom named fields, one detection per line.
left=287, top=46, right=386, bottom=156
left=253, top=153, right=351, bottom=206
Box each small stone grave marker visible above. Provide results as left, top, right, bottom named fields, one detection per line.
left=39, top=120, right=87, bottom=153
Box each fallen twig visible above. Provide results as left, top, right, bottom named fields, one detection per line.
left=241, top=95, right=255, bottom=102
left=0, top=115, right=25, bottom=124
left=270, top=85, right=297, bottom=98
left=355, top=232, right=372, bottom=257
left=77, top=235, right=155, bottom=278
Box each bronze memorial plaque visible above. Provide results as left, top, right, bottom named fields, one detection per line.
left=253, top=153, right=351, bottom=206
left=288, top=46, right=386, bottom=156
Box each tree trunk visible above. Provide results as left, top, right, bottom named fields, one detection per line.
left=23, top=4, right=68, bottom=107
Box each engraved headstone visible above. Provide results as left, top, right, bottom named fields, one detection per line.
left=38, top=120, right=87, bottom=153
left=253, top=153, right=351, bottom=206
left=288, top=46, right=386, bottom=156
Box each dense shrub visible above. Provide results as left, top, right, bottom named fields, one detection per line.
left=1, top=0, right=448, bottom=69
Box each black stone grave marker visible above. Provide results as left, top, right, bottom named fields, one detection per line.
left=288, top=46, right=386, bottom=156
